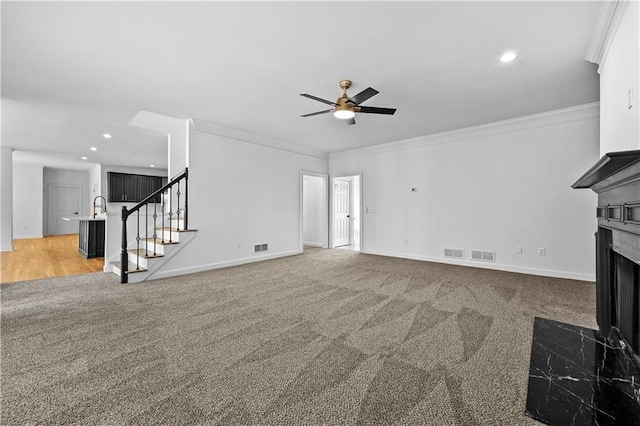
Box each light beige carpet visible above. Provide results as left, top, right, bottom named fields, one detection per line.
left=1, top=247, right=596, bottom=425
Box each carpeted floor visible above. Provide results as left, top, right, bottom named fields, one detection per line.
left=1, top=247, right=596, bottom=425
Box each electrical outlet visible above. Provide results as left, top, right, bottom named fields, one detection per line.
left=235, top=241, right=240, bottom=249
left=515, top=246, right=523, bottom=254
left=538, top=248, right=546, bottom=256
left=404, top=237, right=409, bottom=244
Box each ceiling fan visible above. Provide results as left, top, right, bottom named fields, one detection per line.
left=300, top=80, right=396, bottom=125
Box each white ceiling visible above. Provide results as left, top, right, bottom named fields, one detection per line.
left=2, top=1, right=601, bottom=170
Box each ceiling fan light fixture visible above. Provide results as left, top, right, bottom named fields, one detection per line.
left=333, top=106, right=355, bottom=120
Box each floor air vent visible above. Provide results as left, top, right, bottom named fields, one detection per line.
left=444, top=248, right=465, bottom=259
left=471, top=250, right=495, bottom=262
left=254, top=243, right=268, bottom=253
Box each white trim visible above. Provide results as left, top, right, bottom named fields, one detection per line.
left=1, top=245, right=14, bottom=252
left=303, top=242, right=324, bottom=248
left=586, top=0, right=630, bottom=73
left=193, top=118, right=328, bottom=160
left=149, top=249, right=302, bottom=280
left=362, top=249, right=595, bottom=283
left=330, top=103, right=600, bottom=160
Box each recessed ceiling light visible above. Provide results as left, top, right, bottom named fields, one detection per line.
left=81, top=156, right=88, bottom=160
left=102, top=133, right=112, bottom=139
left=90, top=147, right=98, bottom=151
left=500, top=52, right=517, bottom=63
left=150, top=164, right=155, bottom=168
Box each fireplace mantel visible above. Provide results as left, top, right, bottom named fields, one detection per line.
left=573, top=149, right=640, bottom=194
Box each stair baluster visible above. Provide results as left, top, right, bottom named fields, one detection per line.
left=176, top=181, right=181, bottom=233
left=136, top=211, right=140, bottom=270
left=161, top=190, right=166, bottom=243
left=152, top=201, right=157, bottom=256
left=145, top=203, right=149, bottom=257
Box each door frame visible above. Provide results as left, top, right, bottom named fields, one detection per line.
left=330, top=172, right=363, bottom=251
left=299, top=171, right=329, bottom=252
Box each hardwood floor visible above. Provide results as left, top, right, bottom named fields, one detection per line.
left=0, top=235, right=104, bottom=284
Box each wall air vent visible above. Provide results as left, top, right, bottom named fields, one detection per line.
left=444, top=248, right=465, bottom=259
left=254, top=243, right=268, bottom=253
left=471, top=250, right=495, bottom=262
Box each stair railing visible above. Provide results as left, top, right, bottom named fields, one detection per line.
left=120, top=168, right=188, bottom=283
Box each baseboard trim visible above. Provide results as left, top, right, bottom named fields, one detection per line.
left=303, top=242, right=325, bottom=248
left=361, top=249, right=595, bottom=282
left=1, top=244, right=14, bottom=252
left=13, top=234, right=44, bottom=240
left=150, top=249, right=303, bottom=280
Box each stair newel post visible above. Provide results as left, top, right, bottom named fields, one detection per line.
left=121, top=206, right=129, bottom=284
left=184, top=168, right=188, bottom=231
left=168, top=185, right=173, bottom=243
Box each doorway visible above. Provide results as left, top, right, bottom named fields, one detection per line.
left=48, top=184, right=81, bottom=235
left=331, top=173, right=361, bottom=251
left=300, top=172, right=329, bottom=250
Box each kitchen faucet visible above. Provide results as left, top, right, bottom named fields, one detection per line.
left=92, top=196, right=108, bottom=219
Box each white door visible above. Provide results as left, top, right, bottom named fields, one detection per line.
left=48, top=185, right=81, bottom=235
left=333, top=178, right=351, bottom=247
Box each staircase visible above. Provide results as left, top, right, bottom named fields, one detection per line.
left=111, top=219, right=197, bottom=283
left=112, top=168, right=196, bottom=283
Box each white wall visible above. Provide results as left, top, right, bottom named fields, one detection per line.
left=89, top=164, right=102, bottom=209
left=302, top=174, right=328, bottom=247
left=1, top=147, right=14, bottom=251
left=12, top=162, right=43, bottom=239
left=154, top=129, right=328, bottom=277
left=330, top=104, right=600, bottom=281
left=599, top=1, right=639, bottom=155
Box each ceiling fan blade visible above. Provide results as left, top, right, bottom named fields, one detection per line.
left=300, top=93, right=336, bottom=106
left=345, top=117, right=356, bottom=126
left=300, top=109, right=333, bottom=118
left=347, top=87, right=379, bottom=105
left=357, top=106, right=397, bottom=115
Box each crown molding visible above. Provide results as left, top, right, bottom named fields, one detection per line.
left=330, top=102, right=600, bottom=160
left=585, top=0, right=630, bottom=73
left=192, top=118, right=328, bottom=160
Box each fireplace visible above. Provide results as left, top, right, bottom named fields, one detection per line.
left=524, top=151, right=640, bottom=425
left=574, top=150, right=640, bottom=356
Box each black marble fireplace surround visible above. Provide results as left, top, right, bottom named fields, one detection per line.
left=525, top=150, right=640, bottom=425
left=526, top=317, right=640, bottom=425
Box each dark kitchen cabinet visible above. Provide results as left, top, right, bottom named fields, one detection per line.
left=137, top=175, right=164, bottom=203
left=108, top=172, right=165, bottom=203
left=108, top=172, right=138, bottom=202
left=78, top=219, right=105, bottom=258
